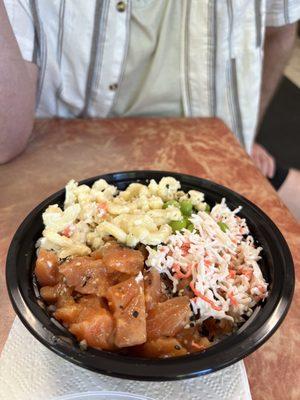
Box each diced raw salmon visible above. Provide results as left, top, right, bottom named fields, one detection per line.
left=54, top=303, right=81, bottom=325
left=102, top=243, right=144, bottom=275
left=133, top=338, right=187, bottom=358
left=106, top=277, right=146, bottom=347
left=69, top=308, right=115, bottom=350
left=146, top=296, right=191, bottom=340
left=144, top=270, right=167, bottom=311
left=135, top=243, right=148, bottom=260
left=90, top=249, right=103, bottom=260
left=176, top=327, right=211, bottom=353
left=201, top=318, right=233, bottom=340
left=76, top=296, right=105, bottom=321
left=95, top=240, right=120, bottom=259
left=54, top=295, right=103, bottom=326
left=35, top=249, right=59, bottom=286
left=40, top=282, right=73, bottom=304
left=108, top=272, right=131, bottom=286
left=177, top=277, right=194, bottom=298
left=77, top=294, right=103, bottom=308
left=59, top=257, right=110, bottom=297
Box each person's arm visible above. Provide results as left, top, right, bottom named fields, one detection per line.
left=259, top=23, right=297, bottom=124
left=251, top=23, right=297, bottom=178
left=0, top=1, right=37, bottom=164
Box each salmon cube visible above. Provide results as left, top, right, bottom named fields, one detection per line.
left=108, top=272, right=131, bottom=287
left=176, top=327, right=211, bottom=353
left=59, top=257, right=110, bottom=297
left=90, top=249, right=103, bottom=260
left=102, top=243, right=144, bottom=275
left=106, top=277, right=146, bottom=347
left=133, top=338, right=187, bottom=358
left=146, top=296, right=191, bottom=340
left=76, top=296, right=105, bottom=322
left=69, top=308, right=115, bottom=350
left=40, top=282, right=72, bottom=304
left=55, top=295, right=104, bottom=326
left=135, top=243, right=148, bottom=260
left=35, top=249, right=59, bottom=286
left=177, top=278, right=194, bottom=298
left=54, top=303, right=81, bottom=325
left=201, top=318, right=233, bottom=341
left=77, top=294, right=103, bottom=309
left=144, top=270, right=168, bottom=311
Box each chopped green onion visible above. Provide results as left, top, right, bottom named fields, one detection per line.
left=218, top=221, right=229, bottom=232
left=205, top=203, right=211, bottom=213
left=187, top=223, right=194, bottom=232
left=162, top=200, right=180, bottom=209
left=180, top=200, right=193, bottom=216
left=169, top=219, right=187, bottom=232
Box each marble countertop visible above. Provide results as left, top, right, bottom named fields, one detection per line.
left=0, top=118, right=299, bottom=400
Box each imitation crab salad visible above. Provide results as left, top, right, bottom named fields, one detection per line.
left=35, top=177, right=268, bottom=358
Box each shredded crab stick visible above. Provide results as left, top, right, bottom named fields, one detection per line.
left=228, top=269, right=236, bottom=278
left=172, top=263, right=192, bottom=279
left=191, top=341, right=204, bottom=350
left=228, top=291, right=238, bottom=306
left=190, top=282, right=222, bottom=311
left=204, top=259, right=212, bottom=268
left=180, top=242, right=191, bottom=256
left=146, top=199, right=268, bottom=326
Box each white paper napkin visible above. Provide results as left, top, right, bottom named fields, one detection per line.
left=0, top=318, right=252, bottom=400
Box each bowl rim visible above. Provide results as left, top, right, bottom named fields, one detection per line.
left=6, top=170, right=295, bottom=380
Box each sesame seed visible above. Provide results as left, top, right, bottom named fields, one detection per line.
left=79, top=339, right=87, bottom=350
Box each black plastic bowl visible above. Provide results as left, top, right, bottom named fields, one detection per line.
left=6, top=171, right=295, bottom=380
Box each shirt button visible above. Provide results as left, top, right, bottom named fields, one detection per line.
left=116, top=1, right=126, bottom=12
left=109, top=83, right=118, bottom=91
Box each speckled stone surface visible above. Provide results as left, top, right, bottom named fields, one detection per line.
left=0, top=118, right=299, bottom=400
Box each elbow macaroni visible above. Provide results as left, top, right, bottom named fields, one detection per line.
left=39, top=177, right=205, bottom=258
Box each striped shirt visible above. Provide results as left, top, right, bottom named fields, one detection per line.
left=4, top=0, right=300, bottom=152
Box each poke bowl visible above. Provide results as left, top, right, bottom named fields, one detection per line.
left=6, top=170, right=295, bottom=380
